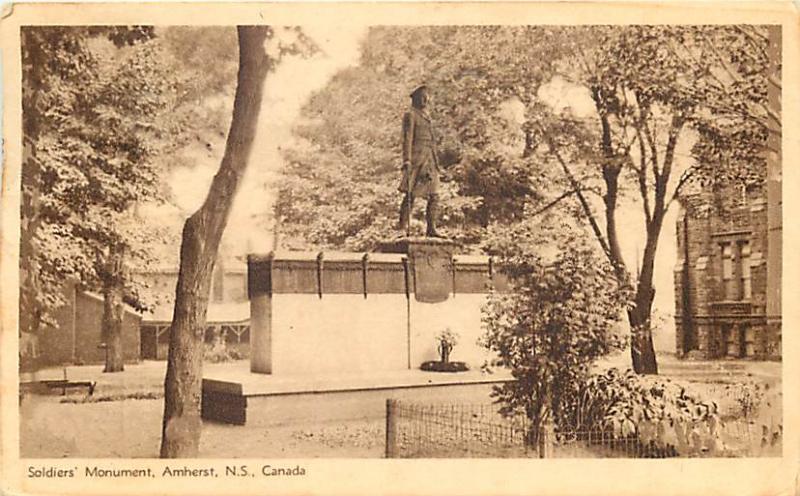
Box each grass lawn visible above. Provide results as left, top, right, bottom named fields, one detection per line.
left=19, top=354, right=781, bottom=458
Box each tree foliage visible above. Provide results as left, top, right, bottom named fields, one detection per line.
left=276, top=25, right=776, bottom=374
left=20, top=27, right=170, bottom=334
left=677, top=26, right=773, bottom=188
left=20, top=27, right=245, bottom=335
left=20, top=28, right=185, bottom=371
left=155, top=27, right=240, bottom=162
left=20, top=27, right=250, bottom=372
left=276, top=26, right=571, bottom=250
left=482, top=222, right=628, bottom=435
left=539, top=25, right=772, bottom=373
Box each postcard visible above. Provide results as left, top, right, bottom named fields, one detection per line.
left=1, top=2, right=798, bottom=495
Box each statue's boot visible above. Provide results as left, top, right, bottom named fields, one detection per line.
left=398, top=194, right=414, bottom=232
left=426, top=194, right=441, bottom=237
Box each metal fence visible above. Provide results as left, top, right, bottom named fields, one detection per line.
left=385, top=400, right=532, bottom=458
left=384, top=399, right=781, bottom=458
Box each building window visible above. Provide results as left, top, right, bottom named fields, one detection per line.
left=721, top=243, right=735, bottom=300
left=740, top=241, right=751, bottom=300
left=212, top=266, right=224, bottom=303
left=719, top=323, right=733, bottom=358
left=720, top=239, right=752, bottom=301
left=743, top=325, right=755, bottom=357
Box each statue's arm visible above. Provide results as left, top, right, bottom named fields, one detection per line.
left=402, top=112, right=414, bottom=167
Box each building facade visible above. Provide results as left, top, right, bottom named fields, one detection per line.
left=22, top=281, right=142, bottom=368
left=674, top=25, right=782, bottom=361
left=138, top=258, right=251, bottom=360
left=674, top=181, right=781, bottom=360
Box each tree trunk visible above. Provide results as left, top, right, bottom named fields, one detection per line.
left=20, top=29, right=44, bottom=338
left=603, top=163, right=626, bottom=281
left=160, top=26, right=270, bottom=458
left=102, top=281, right=125, bottom=372
left=19, top=138, right=42, bottom=338
left=628, top=306, right=658, bottom=373
left=628, top=218, right=662, bottom=374
left=594, top=106, right=660, bottom=374
left=628, top=117, right=681, bottom=374
left=102, top=245, right=126, bottom=372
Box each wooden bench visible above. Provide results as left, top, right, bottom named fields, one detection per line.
left=41, top=379, right=96, bottom=396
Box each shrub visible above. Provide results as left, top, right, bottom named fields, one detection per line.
left=203, top=341, right=244, bottom=363
left=572, top=368, right=739, bottom=456
left=481, top=229, right=628, bottom=440
left=578, top=368, right=720, bottom=430
left=727, top=381, right=766, bottom=420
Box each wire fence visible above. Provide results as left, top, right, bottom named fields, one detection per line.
left=385, top=400, right=781, bottom=459
left=386, top=401, right=532, bottom=458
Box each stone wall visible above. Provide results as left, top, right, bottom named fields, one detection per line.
left=247, top=239, right=509, bottom=375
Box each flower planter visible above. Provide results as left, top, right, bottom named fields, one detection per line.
left=420, top=360, right=469, bottom=373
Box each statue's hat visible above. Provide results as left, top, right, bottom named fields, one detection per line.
left=409, top=84, right=428, bottom=98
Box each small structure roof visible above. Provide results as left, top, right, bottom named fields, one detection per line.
left=143, top=301, right=250, bottom=324
left=81, top=291, right=141, bottom=315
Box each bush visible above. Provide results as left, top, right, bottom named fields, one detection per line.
left=726, top=381, right=766, bottom=420
left=204, top=341, right=245, bottom=363
left=577, top=368, right=720, bottom=432
left=570, top=368, right=738, bottom=456
left=481, top=228, right=628, bottom=438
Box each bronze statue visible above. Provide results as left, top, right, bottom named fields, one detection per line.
left=398, top=84, right=441, bottom=237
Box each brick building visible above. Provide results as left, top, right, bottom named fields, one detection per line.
left=675, top=25, right=782, bottom=361
left=673, top=179, right=781, bottom=360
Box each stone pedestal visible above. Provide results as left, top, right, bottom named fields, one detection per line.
left=377, top=237, right=458, bottom=303
left=245, top=239, right=501, bottom=376
left=376, top=236, right=459, bottom=255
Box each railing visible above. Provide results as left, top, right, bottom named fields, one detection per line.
left=386, top=400, right=532, bottom=458
left=385, top=400, right=781, bottom=458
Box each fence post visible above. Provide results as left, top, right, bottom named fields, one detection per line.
left=386, top=399, right=398, bottom=458
left=537, top=418, right=554, bottom=458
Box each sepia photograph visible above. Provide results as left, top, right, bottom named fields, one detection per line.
left=1, top=2, right=798, bottom=495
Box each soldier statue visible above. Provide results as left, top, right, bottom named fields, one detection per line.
left=398, top=84, right=441, bottom=237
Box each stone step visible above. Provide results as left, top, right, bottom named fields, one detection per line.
left=660, top=367, right=748, bottom=374
left=660, top=363, right=749, bottom=372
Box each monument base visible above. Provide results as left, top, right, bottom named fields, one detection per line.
left=244, top=238, right=506, bottom=377
left=376, top=235, right=460, bottom=254
left=201, top=365, right=513, bottom=425
left=377, top=236, right=460, bottom=303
